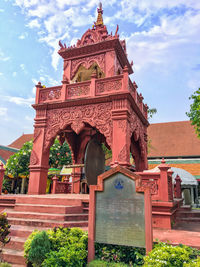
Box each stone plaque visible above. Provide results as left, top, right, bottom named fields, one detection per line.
left=85, top=138, right=105, bottom=185
left=95, top=173, right=145, bottom=247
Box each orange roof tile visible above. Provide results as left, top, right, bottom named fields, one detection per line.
left=8, top=134, right=33, bottom=149
left=148, top=121, right=200, bottom=158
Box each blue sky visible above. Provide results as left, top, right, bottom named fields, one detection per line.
left=0, top=0, right=200, bottom=145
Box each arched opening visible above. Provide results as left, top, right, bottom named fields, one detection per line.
left=72, top=62, right=105, bottom=83
left=53, top=122, right=109, bottom=194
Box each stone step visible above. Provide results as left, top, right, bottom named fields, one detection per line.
left=0, top=198, right=15, bottom=204
left=176, top=210, right=200, bottom=218
left=5, top=236, right=26, bottom=251
left=1, top=248, right=26, bottom=265
left=83, top=207, right=89, bottom=213
left=176, top=217, right=200, bottom=223
left=8, top=217, right=88, bottom=228
left=179, top=205, right=192, bottom=211
left=6, top=210, right=88, bottom=221
left=15, top=195, right=85, bottom=206
left=10, top=225, right=51, bottom=238
left=14, top=203, right=83, bottom=214
left=0, top=203, right=15, bottom=209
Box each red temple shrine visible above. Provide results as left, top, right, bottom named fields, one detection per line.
left=28, top=3, right=149, bottom=195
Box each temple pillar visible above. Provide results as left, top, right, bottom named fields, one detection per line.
left=71, top=167, right=81, bottom=194
left=158, top=159, right=171, bottom=202
left=20, top=178, right=26, bottom=194
left=111, top=106, right=130, bottom=167
left=0, top=163, right=5, bottom=194
left=28, top=110, right=50, bottom=195
left=191, top=187, right=194, bottom=204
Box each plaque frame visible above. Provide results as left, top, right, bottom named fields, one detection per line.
left=88, top=165, right=153, bottom=263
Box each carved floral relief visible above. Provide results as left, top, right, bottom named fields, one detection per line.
left=44, top=102, right=112, bottom=151
left=30, top=149, right=39, bottom=165
left=96, top=80, right=122, bottom=94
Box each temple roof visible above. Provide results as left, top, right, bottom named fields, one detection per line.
left=148, top=121, right=200, bottom=158
left=171, top=167, right=198, bottom=186
left=0, top=145, right=19, bottom=164
left=8, top=134, right=33, bottom=149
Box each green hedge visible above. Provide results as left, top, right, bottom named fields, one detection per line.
left=88, top=259, right=129, bottom=266
left=24, top=229, right=200, bottom=267
left=143, top=242, right=200, bottom=267
left=95, top=243, right=145, bottom=265
left=24, top=227, right=88, bottom=267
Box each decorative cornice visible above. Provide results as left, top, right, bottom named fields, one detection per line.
left=58, top=39, right=133, bottom=74
left=32, top=92, right=148, bottom=126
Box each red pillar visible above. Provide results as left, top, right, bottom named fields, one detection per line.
left=71, top=167, right=81, bottom=194
left=28, top=116, right=50, bottom=195
left=0, top=163, right=5, bottom=195
left=51, top=176, right=58, bottom=194
left=158, top=158, right=171, bottom=202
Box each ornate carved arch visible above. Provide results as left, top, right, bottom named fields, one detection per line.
left=43, top=102, right=112, bottom=152
left=77, top=29, right=100, bottom=47
left=71, top=54, right=105, bottom=80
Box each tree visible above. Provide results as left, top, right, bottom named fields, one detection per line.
left=6, top=139, right=72, bottom=179
left=186, top=88, right=200, bottom=137
left=148, top=108, right=157, bottom=119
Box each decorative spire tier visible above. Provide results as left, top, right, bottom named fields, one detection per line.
left=95, top=2, right=104, bottom=27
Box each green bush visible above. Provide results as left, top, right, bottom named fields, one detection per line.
left=42, top=242, right=88, bottom=267
left=0, top=263, right=12, bottom=267
left=24, top=230, right=39, bottom=262
left=24, top=227, right=88, bottom=267
left=184, top=256, right=200, bottom=266
left=42, top=227, right=88, bottom=267
left=0, top=212, right=10, bottom=252
left=2, top=179, right=12, bottom=193
left=143, top=242, right=200, bottom=267
left=88, top=259, right=129, bottom=266
left=95, top=243, right=145, bottom=266
left=28, top=231, right=51, bottom=267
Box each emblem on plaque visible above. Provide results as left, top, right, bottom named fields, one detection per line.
left=114, top=178, right=124, bottom=190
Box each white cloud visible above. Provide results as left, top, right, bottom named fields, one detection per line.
left=32, top=86, right=36, bottom=95
left=0, top=107, right=7, bottom=116
left=0, top=9, right=4, bottom=12
left=0, top=73, right=3, bottom=76
left=12, top=72, right=17, bottom=77
left=18, top=34, right=26, bottom=39
left=20, top=64, right=25, bottom=70
left=1, top=95, right=34, bottom=106
left=13, top=0, right=200, bottom=74
left=126, top=10, right=200, bottom=72
left=26, top=19, right=40, bottom=28
left=0, top=50, right=10, bottom=62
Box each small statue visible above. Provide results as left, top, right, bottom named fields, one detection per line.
left=59, top=40, right=64, bottom=49
left=115, top=24, right=119, bottom=37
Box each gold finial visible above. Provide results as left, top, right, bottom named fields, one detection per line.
left=95, top=2, right=104, bottom=26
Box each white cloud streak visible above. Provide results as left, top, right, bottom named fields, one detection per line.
left=0, top=107, right=7, bottom=116
left=1, top=95, right=34, bottom=106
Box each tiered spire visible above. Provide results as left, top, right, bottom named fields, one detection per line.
left=95, top=2, right=104, bottom=26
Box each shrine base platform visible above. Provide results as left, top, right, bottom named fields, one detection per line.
left=0, top=194, right=199, bottom=266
